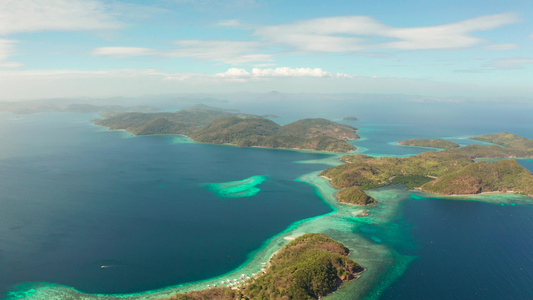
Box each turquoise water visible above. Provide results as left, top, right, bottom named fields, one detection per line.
left=0, top=112, right=333, bottom=298
left=204, top=176, right=267, bottom=198
left=2, top=100, right=533, bottom=300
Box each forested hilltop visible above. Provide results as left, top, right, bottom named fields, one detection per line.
left=166, top=233, right=363, bottom=300
left=94, top=105, right=359, bottom=152
left=396, top=138, right=460, bottom=149
left=321, top=132, right=533, bottom=205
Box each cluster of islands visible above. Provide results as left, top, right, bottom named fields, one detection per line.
left=4, top=102, right=531, bottom=300
left=85, top=105, right=533, bottom=299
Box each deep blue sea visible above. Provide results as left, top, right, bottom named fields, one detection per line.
left=380, top=196, right=533, bottom=300
left=0, top=112, right=332, bottom=296
left=1, top=99, right=533, bottom=299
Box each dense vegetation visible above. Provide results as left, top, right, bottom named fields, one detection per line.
left=279, top=118, right=359, bottom=140
left=95, top=107, right=359, bottom=152
left=321, top=133, right=533, bottom=203
left=397, top=138, right=460, bottom=149
left=471, top=132, right=533, bottom=156
left=94, top=106, right=246, bottom=135
left=423, top=159, right=533, bottom=195
left=190, top=117, right=357, bottom=152
left=244, top=234, right=362, bottom=299
left=336, top=186, right=377, bottom=205
left=165, top=234, right=362, bottom=300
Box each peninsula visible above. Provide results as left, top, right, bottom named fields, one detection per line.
left=321, top=132, right=533, bottom=205
left=94, top=106, right=359, bottom=152
left=396, top=138, right=460, bottom=149
left=166, top=233, right=363, bottom=300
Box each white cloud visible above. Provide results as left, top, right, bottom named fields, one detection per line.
left=171, top=40, right=271, bottom=63
left=0, top=0, right=123, bottom=67
left=91, top=13, right=518, bottom=65
left=93, top=40, right=273, bottom=64
left=215, top=67, right=354, bottom=80
left=530, top=32, right=533, bottom=38
left=255, top=13, right=518, bottom=52
left=92, top=47, right=156, bottom=57
left=490, top=58, right=533, bottom=69
left=0, top=0, right=121, bottom=35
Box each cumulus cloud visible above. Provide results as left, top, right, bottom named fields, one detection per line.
left=0, top=0, right=121, bottom=35
left=93, top=40, right=273, bottom=64
left=490, top=58, right=533, bottom=69
left=255, top=13, right=518, bottom=52
left=215, top=67, right=354, bottom=80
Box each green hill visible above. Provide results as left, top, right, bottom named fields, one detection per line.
left=280, top=118, right=359, bottom=140
left=94, top=107, right=358, bottom=152
left=94, top=105, right=246, bottom=136
left=397, top=138, right=460, bottom=149
left=422, top=159, right=533, bottom=195
left=471, top=132, right=533, bottom=156
left=244, top=233, right=362, bottom=299
left=166, top=234, right=362, bottom=300
left=320, top=133, right=533, bottom=204
left=189, top=117, right=357, bottom=152
left=189, top=117, right=279, bottom=147
left=336, top=186, right=378, bottom=205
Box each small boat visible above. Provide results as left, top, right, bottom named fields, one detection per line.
left=100, top=265, right=108, bottom=269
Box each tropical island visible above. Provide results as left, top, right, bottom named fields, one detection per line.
left=94, top=105, right=359, bottom=152
left=321, top=132, right=533, bottom=205
left=342, top=117, right=359, bottom=121
left=166, top=233, right=363, bottom=300
left=396, top=138, right=460, bottom=149
left=260, top=114, right=280, bottom=119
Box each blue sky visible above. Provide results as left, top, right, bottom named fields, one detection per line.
left=0, top=0, right=532, bottom=100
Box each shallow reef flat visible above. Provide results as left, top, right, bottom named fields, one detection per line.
left=203, top=175, right=268, bottom=198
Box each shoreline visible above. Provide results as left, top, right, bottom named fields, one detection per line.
left=101, top=126, right=359, bottom=155
left=9, top=125, right=532, bottom=300
left=6, top=154, right=412, bottom=300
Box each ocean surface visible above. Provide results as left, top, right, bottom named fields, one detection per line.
left=1, top=99, right=533, bottom=299
left=0, top=112, right=332, bottom=296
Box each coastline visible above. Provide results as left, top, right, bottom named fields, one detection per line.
left=6, top=154, right=413, bottom=300
left=9, top=124, right=532, bottom=300
left=100, top=126, right=359, bottom=155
